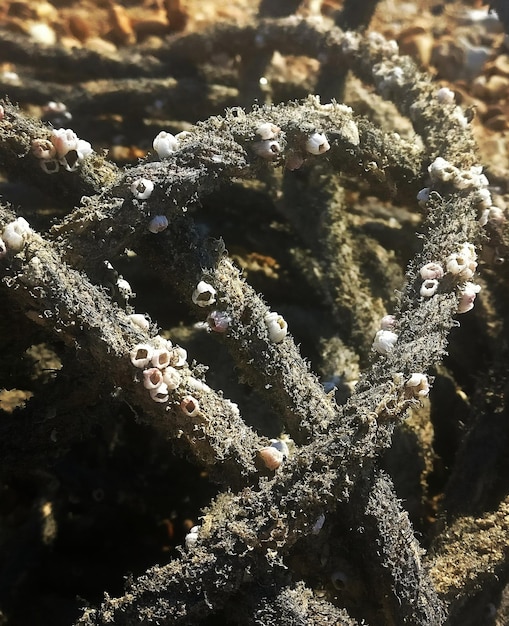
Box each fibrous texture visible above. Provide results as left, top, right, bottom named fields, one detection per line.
left=1, top=3, right=509, bottom=626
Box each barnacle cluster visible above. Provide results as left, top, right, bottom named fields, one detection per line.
left=130, top=337, right=187, bottom=404
left=32, top=127, right=93, bottom=174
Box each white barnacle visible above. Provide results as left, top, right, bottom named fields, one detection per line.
left=180, top=395, right=200, bottom=417
left=256, top=122, right=280, bottom=140
left=148, top=215, right=168, bottom=233
left=76, top=139, right=93, bottom=160
left=405, top=373, right=430, bottom=397
left=446, top=243, right=477, bottom=279
left=341, top=31, right=361, bottom=54
left=162, top=366, right=182, bottom=390
left=151, top=348, right=171, bottom=369
left=265, top=311, right=288, bottom=343
left=32, top=138, right=56, bottom=160
left=169, top=346, right=187, bottom=368
left=253, top=139, right=281, bottom=160
left=2, top=217, right=32, bottom=252
left=419, top=262, right=444, bottom=280
left=420, top=279, right=439, bottom=297
left=457, top=282, right=481, bottom=314
left=130, top=343, right=154, bottom=368
left=185, top=525, right=200, bottom=550
left=372, top=329, right=398, bottom=355
left=153, top=131, right=179, bottom=159
left=150, top=383, right=169, bottom=403
left=127, top=313, right=150, bottom=332
left=192, top=281, right=216, bottom=307
left=50, top=128, right=79, bottom=158
left=379, top=315, right=397, bottom=331
left=117, top=278, right=133, bottom=299
left=428, top=157, right=458, bottom=184
left=453, top=165, right=488, bottom=191
left=305, top=132, right=330, bottom=155
left=59, top=139, right=93, bottom=172
left=143, top=368, right=164, bottom=390
left=131, top=178, right=154, bottom=200
left=474, top=188, right=492, bottom=212
left=480, top=206, right=505, bottom=227
left=436, top=87, right=455, bottom=104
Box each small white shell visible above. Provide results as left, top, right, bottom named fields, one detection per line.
left=405, top=373, right=429, bottom=397
left=305, top=133, right=330, bottom=155
left=148, top=215, right=168, bottom=233
left=428, top=157, right=458, bottom=184
left=474, top=189, right=492, bottom=212
left=192, top=281, right=216, bottom=307
left=436, top=87, right=455, bottom=104
left=457, top=282, right=481, bottom=314
left=446, top=244, right=477, bottom=279
left=419, top=263, right=444, bottom=280
left=76, top=139, right=93, bottom=160
left=256, top=122, right=280, bottom=140
left=372, top=330, right=398, bottom=355
left=130, top=343, right=154, bottom=368
left=32, top=138, right=56, bottom=160
left=265, top=312, right=288, bottom=343
left=258, top=446, right=284, bottom=471
left=131, top=178, right=154, bottom=200
left=143, top=368, right=164, bottom=390
left=150, top=383, right=169, bottom=403
left=420, top=279, right=439, bottom=297
left=180, top=395, right=200, bottom=417
left=127, top=314, right=150, bottom=332
left=151, top=348, right=171, bottom=369
left=2, top=217, right=32, bottom=252
left=253, top=139, right=281, bottom=160
left=117, top=278, right=133, bottom=298
left=50, top=128, right=78, bottom=158
left=2, top=223, right=24, bottom=251
left=169, top=346, right=187, bottom=368
left=339, top=119, right=359, bottom=146
left=379, top=315, right=396, bottom=330
left=153, top=131, right=179, bottom=159
left=185, top=525, right=200, bottom=550
left=162, top=367, right=182, bottom=390
left=483, top=206, right=505, bottom=225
